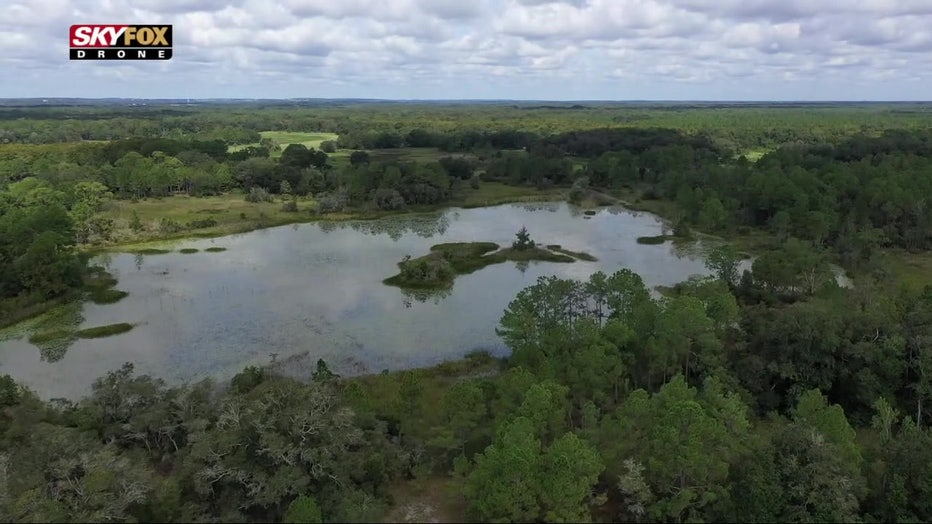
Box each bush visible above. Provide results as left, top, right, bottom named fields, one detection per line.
left=317, top=192, right=347, bottom=214
left=568, top=176, right=590, bottom=204
left=231, top=365, right=265, bottom=394
left=673, top=219, right=692, bottom=238
left=470, top=175, right=481, bottom=190
left=281, top=200, right=298, bottom=212
left=159, top=218, right=183, bottom=233
left=245, top=187, right=274, bottom=203
left=373, top=188, right=405, bottom=211
left=186, top=217, right=218, bottom=229
left=129, top=211, right=144, bottom=233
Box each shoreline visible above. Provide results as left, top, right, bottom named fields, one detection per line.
left=89, top=188, right=567, bottom=253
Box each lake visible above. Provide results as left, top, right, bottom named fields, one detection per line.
left=0, top=202, right=733, bottom=399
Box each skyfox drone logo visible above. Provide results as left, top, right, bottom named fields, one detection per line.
left=69, top=25, right=172, bottom=60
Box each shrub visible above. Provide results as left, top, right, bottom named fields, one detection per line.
left=245, top=187, right=273, bottom=203
left=373, top=188, right=405, bottom=211
left=186, top=217, right=218, bottom=229
left=129, top=211, right=144, bottom=233
left=281, top=200, right=298, bottom=212
left=159, top=218, right=183, bottom=234
left=317, top=192, right=347, bottom=214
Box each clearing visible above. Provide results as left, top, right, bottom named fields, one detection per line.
left=228, top=131, right=339, bottom=157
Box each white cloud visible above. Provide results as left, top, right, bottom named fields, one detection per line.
left=0, top=0, right=929, bottom=99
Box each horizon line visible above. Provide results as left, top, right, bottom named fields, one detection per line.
left=1, top=97, right=932, bottom=103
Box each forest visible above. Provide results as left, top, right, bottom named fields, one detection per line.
left=0, top=101, right=931, bottom=522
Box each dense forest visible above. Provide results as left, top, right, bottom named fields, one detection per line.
left=1, top=102, right=931, bottom=522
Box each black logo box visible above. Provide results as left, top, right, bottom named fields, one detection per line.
left=70, top=48, right=173, bottom=60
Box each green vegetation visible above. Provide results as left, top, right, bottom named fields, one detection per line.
left=1, top=100, right=932, bottom=523
left=179, top=248, right=199, bottom=254
left=546, top=245, right=598, bottom=261
left=205, top=246, right=227, bottom=252
left=82, top=269, right=128, bottom=304
left=636, top=235, right=668, bottom=245
left=74, top=322, right=134, bottom=338
left=27, top=329, right=73, bottom=344
left=129, top=248, right=172, bottom=255
left=88, top=288, right=129, bottom=304
left=384, top=230, right=586, bottom=289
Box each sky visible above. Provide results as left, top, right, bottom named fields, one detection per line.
left=1, top=0, right=931, bottom=100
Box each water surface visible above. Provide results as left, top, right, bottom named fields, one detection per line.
left=0, top=203, right=729, bottom=399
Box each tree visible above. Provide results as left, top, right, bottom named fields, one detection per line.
left=464, top=416, right=603, bottom=522
left=512, top=226, right=535, bottom=251
left=601, top=376, right=751, bottom=522
left=284, top=495, right=323, bottom=523
left=70, top=181, right=112, bottom=244
left=349, top=151, right=370, bottom=167
left=705, top=243, right=742, bottom=287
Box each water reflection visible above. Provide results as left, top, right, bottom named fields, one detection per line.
left=401, top=287, right=453, bottom=308
left=318, top=212, right=451, bottom=240
left=1, top=202, right=729, bottom=400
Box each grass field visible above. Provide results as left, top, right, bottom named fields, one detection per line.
left=228, top=131, right=339, bottom=157
left=96, top=182, right=565, bottom=250
left=881, top=250, right=932, bottom=291
left=736, top=147, right=775, bottom=162
left=100, top=192, right=318, bottom=246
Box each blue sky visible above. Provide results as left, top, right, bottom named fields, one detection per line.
left=2, top=0, right=930, bottom=100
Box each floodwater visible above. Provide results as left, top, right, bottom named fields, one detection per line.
left=1, top=202, right=745, bottom=399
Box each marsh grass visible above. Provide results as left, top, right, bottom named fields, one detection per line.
left=28, top=329, right=73, bottom=344
left=75, top=323, right=134, bottom=339
left=548, top=246, right=598, bottom=261
left=130, top=248, right=172, bottom=255
left=89, top=289, right=129, bottom=304
left=180, top=248, right=200, bottom=254
left=205, top=247, right=227, bottom=252
left=636, top=235, right=669, bottom=245
left=83, top=269, right=129, bottom=305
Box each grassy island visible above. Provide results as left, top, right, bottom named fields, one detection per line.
left=384, top=228, right=596, bottom=290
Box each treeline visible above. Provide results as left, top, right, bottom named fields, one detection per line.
left=2, top=261, right=931, bottom=522
left=0, top=179, right=112, bottom=314
left=3, top=103, right=931, bottom=150
left=3, top=126, right=930, bottom=258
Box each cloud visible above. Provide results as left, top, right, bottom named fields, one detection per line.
left=0, top=0, right=928, bottom=99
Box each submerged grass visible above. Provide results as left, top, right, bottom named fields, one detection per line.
left=75, top=323, right=134, bottom=339
left=636, top=235, right=669, bottom=245
left=89, top=288, right=129, bottom=305
left=547, top=245, right=598, bottom=261
left=28, top=329, right=73, bottom=344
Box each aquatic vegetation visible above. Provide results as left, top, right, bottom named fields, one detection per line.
left=180, top=248, right=200, bottom=254
left=89, top=288, right=129, bottom=304
left=636, top=235, right=668, bottom=245
left=75, top=323, right=134, bottom=339
left=205, top=247, right=227, bottom=252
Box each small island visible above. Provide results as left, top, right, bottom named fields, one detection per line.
left=384, top=227, right=597, bottom=290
